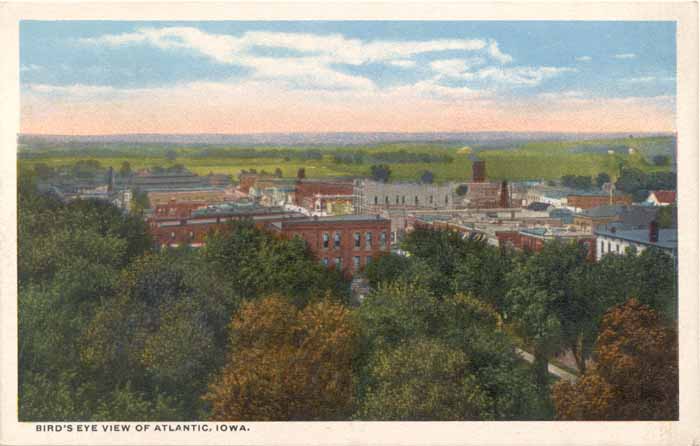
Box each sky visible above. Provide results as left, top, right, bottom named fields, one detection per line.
left=20, top=21, right=677, bottom=135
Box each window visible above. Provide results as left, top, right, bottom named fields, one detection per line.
left=415, top=196, right=419, bottom=205
left=380, top=231, right=387, bottom=247
left=616, top=243, right=620, bottom=253
left=396, top=195, right=400, bottom=204
left=354, top=232, right=361, bottom=248
left=189, top=231, right=194, bottom=239
left=170, top=232, right=176, bottom=240
left=322, top=257, right=329, bottom=266
left=391, top=231, right=396, bottom=242
left=374, top=196, right=378, bottom=205
left=334, top=232, right=341, bottom=248
left=385, top=196, right=389, bottom=205
left=322, top=232, right=329, bottom=249
left=445, top=195, right=449, bottom=205
left=366, top=256, right=373, bottom=265
left=335, top=257, right=342, bottom=269
left=429, top=195, right=434, bottom=204
left=402, top=195, right=406, bottom=204
left=353, top=256, right=360, bottom=270
left=365, top=232, right=373, bottom=248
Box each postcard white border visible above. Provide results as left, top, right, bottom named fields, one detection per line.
left=0, top=2, right=698, bottom=445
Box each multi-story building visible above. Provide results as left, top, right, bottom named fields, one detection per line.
left=132, top=167, right=212, bottom=192
left=295, top=179, right=355, bottom=210
left=566, top=193, right=632, bottom=212
left=594, top=222, right=677, bottom=261
left=354, top=179, right=455, bottom=212
left=148, top=201, right=302, bottom=248
left=496, top=227, right=596, bottom=259
left=269, top=215, right=391, bottom=276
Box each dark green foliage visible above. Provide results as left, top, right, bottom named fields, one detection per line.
left=595, top=172, right=611, bottom=188
left=561, top=174, right=592, bottom=190
left=370, top=164, right=391, bottom=182
left=615, top=167, right=676, bottom=201
left=653, top=155, right=670, bottom=166
left=165, top=149, right=177, bottom=162
left=456, top=184, right=469, bottom=196
left=420, top=170, right=434, bottom=184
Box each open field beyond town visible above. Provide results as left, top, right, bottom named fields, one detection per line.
left=19, top=135, right=675, bottom=183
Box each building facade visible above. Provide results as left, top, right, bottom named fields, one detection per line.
left=594, top=223, right=677, bottom=261
left=354, top=179, right=455, bottom=212
left=269, top=215, right=391, bottom=276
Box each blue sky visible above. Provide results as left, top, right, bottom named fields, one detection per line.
left=19, top=21, right=677, bottom=134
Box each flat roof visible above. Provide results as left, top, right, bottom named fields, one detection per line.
left=270, top=214, right=390, bottom=228
left=594, top=228, right=678, bottom=250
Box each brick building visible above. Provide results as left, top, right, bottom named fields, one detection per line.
left=354, top=179, right=455, bottom=212
left=496, top=227, right=596, bottom=259
left=567, top=193, right=632, bottom=211
left=295, top=179, right=355, bottom=209
left=269, top=215, right=391, bottom=276
left=149, top=202, right=302, bottom=248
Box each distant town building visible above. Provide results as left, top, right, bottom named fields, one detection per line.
left=566, top=193, right=632, bottom=212
left=355, top=179, right=455, bottom=212
left=269, top=215, right=391, bottom=276
left=595, top=222, right=677, bottom=261
left=645, top=190, right=677, bottom=206
left=496, top=227, right=596, bottom=259
left=295, top=179, right=355, bottom=210
left=132, top=167, right=212, bottom=192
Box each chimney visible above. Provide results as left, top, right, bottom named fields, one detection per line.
left=499, top=180, right=510, bottom=208
left=472, top=160, right=486, bottom=183
left=107, top=166, right=114, bottom=193
left=649, top=220, right=659, bottom=243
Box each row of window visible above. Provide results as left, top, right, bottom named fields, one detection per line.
left=373, top=195, right=449, bottom=206
left=599, top=239, right=625, bottom=255
left=321, top=255, right=373, bottom=270
left=322, top=231, right=387, bottom=249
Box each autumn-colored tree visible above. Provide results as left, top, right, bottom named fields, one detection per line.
left=552, top=298, right=678, bottom=420
left=204, top=296, right=358, bottom=420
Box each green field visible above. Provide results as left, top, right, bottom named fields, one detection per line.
left=19, top=136, right=675, bottom=183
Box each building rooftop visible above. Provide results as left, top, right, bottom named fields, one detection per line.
left=576, top=204, right=625, bottom=218
left=594, top=228, right=678, bottom=250
left=269, top=214, right=389, bottom=229
left=191, top=201, right=287, bottom=217
left=527, top=202, right=553, bottom=212
left=649, top=190, right=677, bottom=204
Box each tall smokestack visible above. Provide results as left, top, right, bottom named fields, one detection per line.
left=472, top=160, right=486, bottom=183
left=499, top=180, right=510, bottom=208
left=107, top=166, right=114, bottom=194
left=649, top=220, right=659, bottom=243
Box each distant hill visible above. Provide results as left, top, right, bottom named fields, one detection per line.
left=18, top=131, right=674, bottom=149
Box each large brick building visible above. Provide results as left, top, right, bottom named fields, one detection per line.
left=148, top=202, right=302, bottom=248
left=269, top=215, right=391, bottom=276
left=294, top=179, right=355, bottom=209
left=354, top=179, right=455, bottom=212
left=496, top=227, right=596, bottom=260
left=567, top=193, right=632, bottom=211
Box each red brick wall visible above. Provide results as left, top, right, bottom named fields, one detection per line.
left=294, top=180, right=354, bottom=206
left=276, top=218, right=391, bottom=276
left=567, top=194, right=632, bottom=210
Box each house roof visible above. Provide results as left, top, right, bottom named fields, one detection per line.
left=576, top=204, right=625, bottom=218
left=594, top=228, right=678, bottom=250
left=650, top=190, right=677, bottom=204
left=527, top=202, right=553, bottom=212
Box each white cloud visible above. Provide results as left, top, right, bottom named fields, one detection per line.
left=622, top=76, right=656, bottom=83
left=20, top=64, right=42, bottom=72
left=575, top=56, right=592, bottom=62
left=388, top=60, right=417, bottom=68
left=538, top=90, right=586, bottom=100
left=77, top=27, right=516, bottom=91
left=614, top=53, right=637, bottom=59
left=473, top=66, right=576, bottom=86
left=25, top=83, right=121, bottom=97
left=429, top=57, right=485, bottom=77
left=487, top=40, right=513, bottom=64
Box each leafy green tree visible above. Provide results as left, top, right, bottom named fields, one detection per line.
left=204, top=296, right=358, bottom=421
left=165, top=149, right=177, bottom=162
left=552, top=299, right=677, bottom=420
left=370, top=164, right=391, bottom=183
left=506, top=241, right=599, bottom=386
left=456, top=184, right=469, bottom=196
left=358, top=338, right=491, bottom=420
left=595, top=172, right=611, bottom=188
left=119, top=161, right=132, bottom=177
left=652, top=154, right=670, bottom=166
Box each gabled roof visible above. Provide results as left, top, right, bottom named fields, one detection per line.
left=650, top=190, right=676, bottom=204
